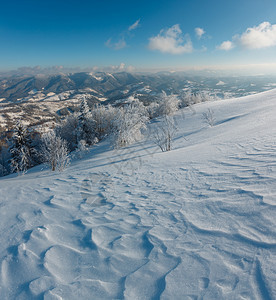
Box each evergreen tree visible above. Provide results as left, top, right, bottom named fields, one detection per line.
left=76, top=97, right=94, bottom=145
left=9, top=121, right=34, bottom=174
left=0, top=145, right=10, bottom=177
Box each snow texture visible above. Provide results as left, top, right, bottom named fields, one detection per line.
left=0, top=89, right=276, bottom=299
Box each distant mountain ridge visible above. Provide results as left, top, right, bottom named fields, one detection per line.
left=0, top=72, right=141, bottom=103
left=1, top=71, right=276, bottom=104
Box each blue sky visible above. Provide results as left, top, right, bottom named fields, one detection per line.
left=1, top=0, right=276, bottom=72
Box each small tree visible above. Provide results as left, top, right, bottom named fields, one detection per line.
left=202, top=108, right=216, bottom=127
left=74, top=139, right=89, bottom=158
left=76, top=97, right=94, bottom=145
left=112, top=100, right=149, bottom=148
left=179, top=90, right=193, bottom=108
left=152, top=115, right=177, bottom=152
left=9, top=121, right=35, bottom=174
left=40, top=131, right=70, bottom=171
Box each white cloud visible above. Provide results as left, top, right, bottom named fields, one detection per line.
left=195, top=27, right=205, bottom=39
left=106, top=19, right=141, bottom=50
left=118, top=62, right=125, bottom=70
left=109, top=63, right=135, bottom=72
left=148, top=24, right=193, bottom=54
left=128, top=19, right=140, bottom=31
left=105, top=38, right=126, bottom=50
left=237, top=22, right=276, bottom=49
left=217, top=22, right=276, bottom=51
left=217, top=40, right=234, bottom=51
left=114, top=39, right=126, bottom=50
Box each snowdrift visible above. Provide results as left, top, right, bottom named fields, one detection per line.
left=0, top=89, right=275, bottom=299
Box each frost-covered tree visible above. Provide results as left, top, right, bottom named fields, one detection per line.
left=40, top=130, right=70, bottom=171
left=9, top=121, right=35, bottom=174
left=157, top=92, right=180, bottom=116
left=179, top=90, right=193, bottom=108
left=180, top=90, right=218, bottom=107
left=112, top=100, right=149, bottom=148
left=74, top=139, right=89, bottom=158
left=91, top=104, right=116, bottom=140
left=76, top=97, right=94, bottom=145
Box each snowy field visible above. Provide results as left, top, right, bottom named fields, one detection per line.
left=0, top=89, right=276, bottom=299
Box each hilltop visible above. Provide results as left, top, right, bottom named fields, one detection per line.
left=0, top=89, right=275, bottom=299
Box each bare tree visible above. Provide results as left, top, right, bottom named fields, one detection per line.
left=152, top=115, right=177, bottom=152
left=202, top=108, right=216, bottom=127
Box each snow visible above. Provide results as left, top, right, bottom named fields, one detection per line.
left=28, top=89, right=38, bottom=95
left=98, top=97, right=108, bottom=102
left=79, top=88, right=99, bottom=94
left=0, top=114, right=5, bottom=123
left=0, top=89, right=276, bottom=299
left=92, top=75, right=103, bottom=81
left=107, top=73, right=116, bottom=80
left=138, top=86, right=152, bottom=93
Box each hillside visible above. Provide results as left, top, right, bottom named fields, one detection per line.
left=0, top=89, right=275, bottom=299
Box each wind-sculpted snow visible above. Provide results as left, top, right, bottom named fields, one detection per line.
left=0, top=89, right=276, bottom=299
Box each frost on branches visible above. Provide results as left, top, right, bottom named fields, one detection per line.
left=112, top=99, right=149, bottom=148
left=40, top=131, right=70, bottom=171
left=91, top=104, right=116, bottom=140
left=157, top=91, right=180, bottom=116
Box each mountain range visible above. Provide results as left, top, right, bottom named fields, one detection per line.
left=0, top=71, right=276, bottom=132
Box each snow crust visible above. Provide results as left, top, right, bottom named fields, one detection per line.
left=0, top=89, right=276, bottom=299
